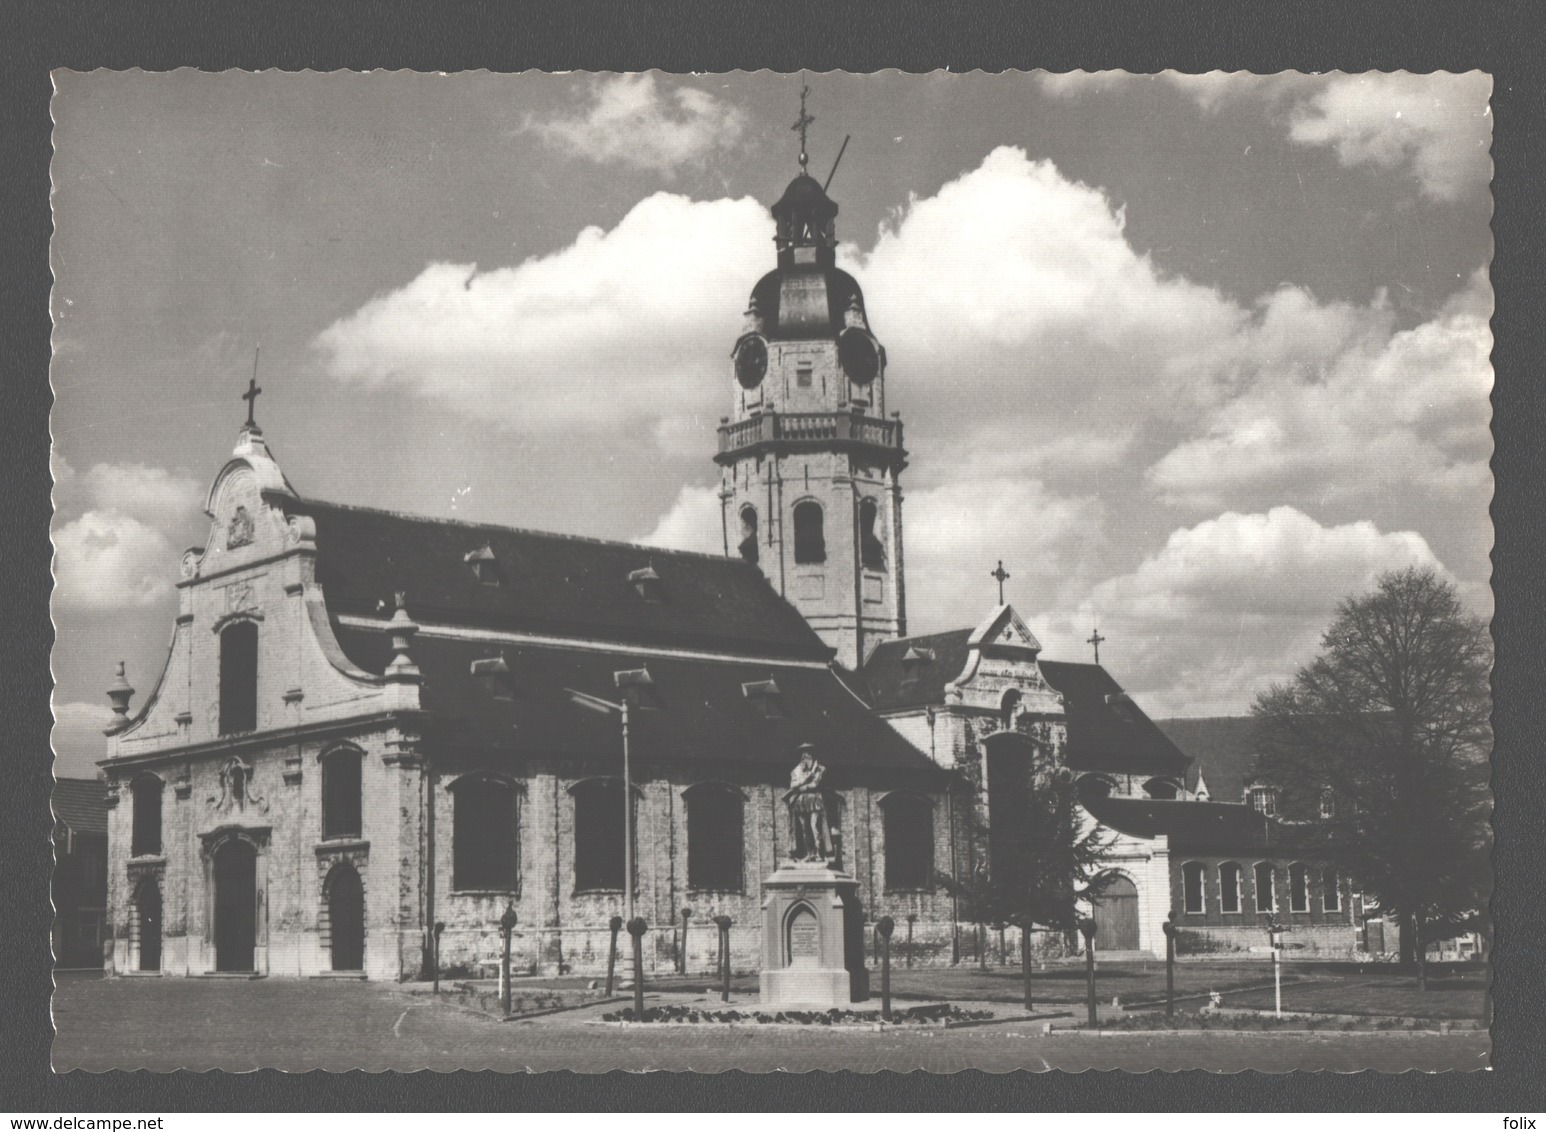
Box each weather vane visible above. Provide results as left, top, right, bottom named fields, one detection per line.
left=792, top=83, right=815, bottom=170
left=1088, top=625, right=1107, bottom=664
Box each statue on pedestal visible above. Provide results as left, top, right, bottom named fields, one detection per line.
left=784, top=742, right=832, bottom=863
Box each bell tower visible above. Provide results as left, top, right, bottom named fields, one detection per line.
left=716, top=100, right=907, bottom=669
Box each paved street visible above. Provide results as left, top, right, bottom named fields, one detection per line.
left=52, top=975, right=1489, bottom=1073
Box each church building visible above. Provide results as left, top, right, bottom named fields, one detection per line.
left=96, top=125, right=1354, bottom=980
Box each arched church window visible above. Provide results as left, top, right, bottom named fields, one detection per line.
left=451, top=775, right=519, bottom=892
left=130, top=775, right=163, bottom=857
left=1289, top=862, right=1310, bottom=913
left=219, top=620, right=259, bottom=735
left=684, top=783, right=744, bottom=892
left=1182, top=861, right=1205, bottom=914
left=738, top=506, right=759, bottom=565
left=859, top=499, right=885, bottom=570
left=1219, top=861, right=1243, bottom=913
left=880, top=792, right=934, bottom=891
left=1254, top=862, right=1276, bottom=913
left=793, top=501, right=825, bottom=564
left=1000, top=688, right=1021, bottom=731
left=572, top=779, right=629, bottom=893
left=321, top=748, right=363, bottom=840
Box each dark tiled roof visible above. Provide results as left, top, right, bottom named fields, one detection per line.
left=860, top=629, right=974, bottom=710
left=1038, top=661, right=1191, bottom=777
left=335, top=627, right=944, bottom=782
left=1155, top=716, right=1263, bottom=803
left=52, top=778, right=107, bottom=837
left=294, top=499, right=828, bottom=660
left=1081, top=795, right=1334, bottom=856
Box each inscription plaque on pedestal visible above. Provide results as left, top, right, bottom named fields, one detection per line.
left=788, top=909, right=820, bottom=966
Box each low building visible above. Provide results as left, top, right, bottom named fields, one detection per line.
left=53, top=778, right=109, bottom=968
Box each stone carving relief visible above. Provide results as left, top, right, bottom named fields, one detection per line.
left=226, top=505, right=256, bottom=549
left=208, top=756, right=269, bottom=816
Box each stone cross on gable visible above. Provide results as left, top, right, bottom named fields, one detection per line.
left=990, top=560, right=1010, bottom=605
left=242, top=374, right=262, bottom=429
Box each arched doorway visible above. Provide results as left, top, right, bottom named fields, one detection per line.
left=326, top=863, right=365, bottom=972
left=1092, top=873, right=1139, bottom=951
left=213, top=839, right=258, bottom=972
left=135, top=877, right=161, bottom=972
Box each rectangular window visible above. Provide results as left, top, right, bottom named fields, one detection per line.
left=796, top=364, right=813, bottom=388
left=1322, top=867, right=1341, bottom=912
left=1254, top=862, right=1275, bottom=913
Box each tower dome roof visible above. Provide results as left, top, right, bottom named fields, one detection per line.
left=771, top=173, right=839, bottom=223
left=748, top=265, right=867, bottom=339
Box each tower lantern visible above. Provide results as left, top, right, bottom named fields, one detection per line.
left=716, top=105, right=906, bottom=669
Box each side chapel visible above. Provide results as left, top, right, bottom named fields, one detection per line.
left=96, top=118, right=1355, bottom=980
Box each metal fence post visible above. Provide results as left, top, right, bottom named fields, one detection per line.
left=605, top=914, right=622, bottom=997
left=499, top=905, right=517, bottom=1016
left=627, top=916, right=647, bottom=1017
left=877, top=916, right=895, bottom=1022
left=1079, top=917, right=1097, bottom=1028
left=714, top=914, right=732, bottom=1002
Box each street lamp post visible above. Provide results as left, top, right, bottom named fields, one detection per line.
left=1266, top=918, right=1285, bottom=1017
left=432, top=920, right=445, bottom=996
left=499, top=904, right=518, bottom=1016
left=1162, top=912, right=1176, bottom=1019
left=876, top=916, right=895, bottom=1022
left=1079, top=917, right=1098, bottom=1028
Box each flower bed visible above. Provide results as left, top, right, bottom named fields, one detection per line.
left=600, top=1003, right=993, bottom=1026
left=1081, top=1010, right=1466, bottom=1033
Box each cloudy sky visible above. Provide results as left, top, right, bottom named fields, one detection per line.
left=50, top=70, right=1494, bottom=777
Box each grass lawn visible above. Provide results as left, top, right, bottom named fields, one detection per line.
left=1217, top=972, right=1488, bottom=1019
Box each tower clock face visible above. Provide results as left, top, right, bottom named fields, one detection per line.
left=735, top=336, right=768, bottom=389
left=838, top=329, right=879, bottom=386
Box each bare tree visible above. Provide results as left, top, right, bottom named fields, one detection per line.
left=1251, top=568, right=1492, bottom=988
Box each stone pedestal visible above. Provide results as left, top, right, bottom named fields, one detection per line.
left=759, top=861, right=870, bottom=1008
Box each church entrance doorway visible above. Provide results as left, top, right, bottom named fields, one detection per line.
left=213, top=839, right=258, bottom=972
left=1093, top=873, right=1139, bottom=951
left=135, top=878, right=161, bottom=972
left=327, top=863, right=365, bottom=971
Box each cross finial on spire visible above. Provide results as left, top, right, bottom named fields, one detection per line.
left=242, top=347, right=262, bottom=429
left=1088, top=625, right=1106, bottom=664
left=792, top=83, right=815, bottom=169
left=990, top=559, right=1011, bottom=604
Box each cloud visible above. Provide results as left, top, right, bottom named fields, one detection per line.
left=523, top=74, right=747, bottom=175
left=52, top=461, right=201, bottom=610
left=315, top=192, right=769, bottom=437
left=1287, top=72, right=1492, bottom=202
left=1146, top=269, right=1494, bottom=510
left=638, top=483, right=723, bottom=553
left=52, top=700, right=114, bottom=779
left=1038, top=507, right=1446, bottom=715
left=54, top=511, right=179, bottom=609
left=1038, top=71, right=1492, bottom=202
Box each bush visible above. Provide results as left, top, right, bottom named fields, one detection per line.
left=600, top=1004, right=993, bottom=1025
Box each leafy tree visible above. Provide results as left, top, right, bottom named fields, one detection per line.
left=1251, top=568, right=1491, bottom=988
left=940, top=729, right=1115, bottom=1006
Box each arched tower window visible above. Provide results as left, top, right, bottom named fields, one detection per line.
left=684, top=783, right=744, bottom=892
left=321, top=748, right=363, bottom=840
left=130, top=775, right=162, bottom=857
left=738, top=506, right=759, bottom=564
left=859, top=499, right=884, bottom=570
left=450, top=776, right=519, bottom=892
left=219, top=620, right=258, bottom=735
left=793, top=501, right=825, bottom=564
left=880, top=793, right=934, bottom=891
